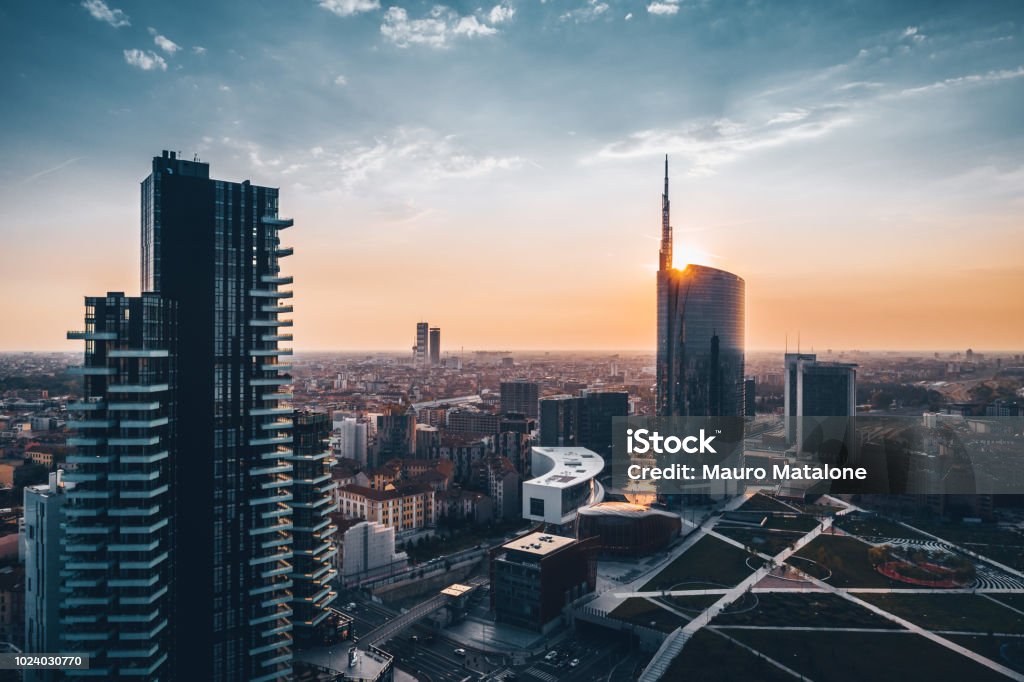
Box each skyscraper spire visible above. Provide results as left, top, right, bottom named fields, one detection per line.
left=659, top=154, right=673, bottom=271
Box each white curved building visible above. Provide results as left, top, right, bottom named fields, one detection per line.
left=522, top=446, right=604, bottom=525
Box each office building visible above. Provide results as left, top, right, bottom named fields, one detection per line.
left=429, top=327, right=441, bottom=366
left=334, top=416, right=369, bottom=465
left=784, top=354, right=857, bottom=450
left=289, top=412, right=340, bottom=642
left=538, top=391, right=628, bottom=459
left=339, top=521, right=409, bottom=587
left=576, top=502, right=681, bottom=557
left=521, top=447, right=604, bottom=526
left=656, top=157, right=745, bottom=418
left=489, top=532, right=598, bottom=632
left=500, top=380, right=540, bottom=419
left=23, top=472, right=65, bottom=681
left=373, top=412, right=415, bottom=466
left=63, top=152, right=297, bottom=681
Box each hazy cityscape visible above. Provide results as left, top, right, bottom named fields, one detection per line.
left=2, top=1, right=1023, bottom=681
left=0, top=148, right=1020, bottom=682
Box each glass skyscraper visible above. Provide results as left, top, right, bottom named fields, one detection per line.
left=656, top=157, right=746, bottom=417
left=62, top=151, right=320, bottom=681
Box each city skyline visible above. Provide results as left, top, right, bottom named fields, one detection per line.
left=2, top=0, right=1023, bottom=352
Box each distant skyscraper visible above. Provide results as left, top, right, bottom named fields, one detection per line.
left=415, top=322, right=429, bottom=365
left=500, top=380, right=540, bottom=418
left=63, top=152, right=297, bottom=681
left=429, top=327, right=441, bottom=366
left=656, top=157, right=746, bottom=417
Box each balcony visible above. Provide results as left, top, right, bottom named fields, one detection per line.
left=108, top=349, right=170, bottom=358
left=67, top=330, right=118, bottom=340
left=250, top=348, right=294, bottom=357
left=260, top=275, right=293, bottom=285
left=69, top=366, right=116, bottom=376
left=275, top=247, right=294, bottom=258
left=249, top=289, right=293, bottom=298
left=261, top=216, right=294, bottom=228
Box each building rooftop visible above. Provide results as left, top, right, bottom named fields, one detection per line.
left=500, top=531, right=575, bottom=556
left=440, top=583, right=474, bottom=597
left=526, top=446, right=604, bottom=489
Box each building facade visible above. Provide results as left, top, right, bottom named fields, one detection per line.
left=500, top=380, right=540, bottom=419
left=289, top=412, right=340, bottom=642
left=656, top=157, right=745, bottom=418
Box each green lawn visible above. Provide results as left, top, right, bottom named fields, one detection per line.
left=905, top=522, right=1024, bottom=569
left=836, top=515, right=928, bottom=540
left=857, top=594, right=1024, bottom=634
left=714, top=526, right=801, bottom=557
left=663, top=629, right=794, bottom=682
left=727, top=629, right=1011, bottom=682
left=665, top=594, right=722, bottom=613
left=989, top=594, right=1024, bottom=613
left=641, top=535, right=757, bottom=591
left=712, top=592, right=900, bottom=629
left=608, top=597, right=686, bottom=632
left=946, top=634, right=1024, bottom=674
left=790, top=534, right=901, bottom=588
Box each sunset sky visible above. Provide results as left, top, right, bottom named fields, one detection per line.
left=1, top=0, right=1022, bottom=352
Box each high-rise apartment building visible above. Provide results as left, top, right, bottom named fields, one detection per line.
left=500, top=380, right=540, bottom=419
left=656, top=157, right=745, bottom=418
left=289, top=412, right=339, bottom=642
left=63, top=151, right=297, bottom=681
left=63, top=292, right=177, bottom=679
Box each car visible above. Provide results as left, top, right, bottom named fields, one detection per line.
left=544, top=651, right=558, bottom=662
left=345, top=602, right=357, bottom=611
left=569, top=659, right=579, bottom=668
left=453, top=648, right=467, bottom=657
left=410, top=635, right=419, bottom=643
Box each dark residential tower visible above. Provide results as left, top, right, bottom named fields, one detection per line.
left=64, top=152, right=298, bottom=681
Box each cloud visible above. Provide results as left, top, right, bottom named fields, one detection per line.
left=334, top=74, right=348, bottom=86
left=899, top=65, right=1024, bottom=96
left=81, top=0, right=129, bottom=28
left=18, top=157, right=85, bottom=186
left=901, top=25, right=926, bottom=43
left=381, top=6, right=500, bottom=48
left=646, top=1, right=679, bottom=16
left=148, top=28, right=182, bottom=54
left=487, top=3, right=515, bottom=24
left=624, top=12, right=633, bottom=20
left=247, top=127, right=523, bottom=193
left=591, top=105, right=854, bottom=176
left=561, top=0, right=609, bottom=22
left=193, top=46, right=207, bottom=55
left=836, top=81, right=884, bottom=91
left=123, top=49, right=168, bottom=72
left=319, top=0, right=381, bottom=17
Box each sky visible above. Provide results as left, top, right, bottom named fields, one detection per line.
left=0, top=0, right=1022, bottom=353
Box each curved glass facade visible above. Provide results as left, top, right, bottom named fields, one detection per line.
left=657, top=264, right=745, bottom=417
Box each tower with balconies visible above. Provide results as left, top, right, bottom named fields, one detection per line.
left=63, top=292, right=177, bottom=679
left=63, top=151, right=297, bottom=681
left=288, top=411, right=339, bottom=643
